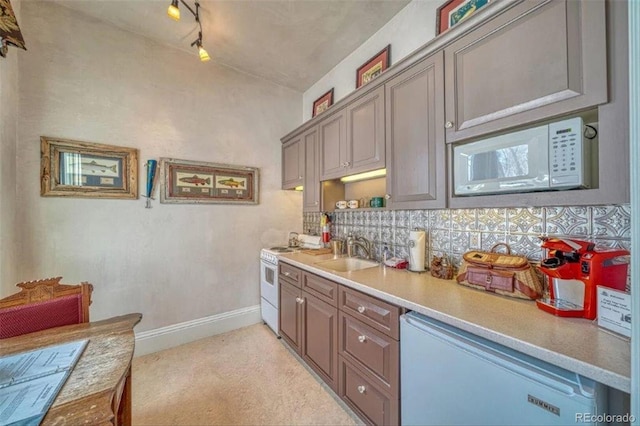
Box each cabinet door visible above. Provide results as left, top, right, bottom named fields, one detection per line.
left=301, top=292, right=339, bottom=391
left=302, top=127, right=320, bottom=212
left=444, top=0, right=607, bottom=143
left=282, top=136, right=303, bottom=189
left=319, top=110, right=348, bottom=180
left=385, top=52, right=445, bottom=210
left=347, top=86, right=385, bottom=175
left=279, top=279, right=301, bottom=353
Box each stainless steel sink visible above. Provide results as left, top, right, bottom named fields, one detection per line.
left=315, top=257, right=379, bottom=272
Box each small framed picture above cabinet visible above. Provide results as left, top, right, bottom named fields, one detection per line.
left=312, top=88, right=334, bottom=118
left=436, top=0, right=490, bottom=35
left=356, top=45, right=391, bottom=89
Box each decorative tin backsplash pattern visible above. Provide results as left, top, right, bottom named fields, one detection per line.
left=303, top=205, right=631, bottom=291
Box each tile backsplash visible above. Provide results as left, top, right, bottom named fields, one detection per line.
left=303, top=204, right=632, bottom=291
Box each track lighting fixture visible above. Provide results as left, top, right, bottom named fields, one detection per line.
left=166, top=0, right=210, bottom=62
left=167, top=0, right=180, bottom=21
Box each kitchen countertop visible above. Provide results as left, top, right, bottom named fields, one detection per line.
left=279, top=252, right=631, bottom=393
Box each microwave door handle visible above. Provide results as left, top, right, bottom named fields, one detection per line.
left=501, top=182, right=533, bottom=188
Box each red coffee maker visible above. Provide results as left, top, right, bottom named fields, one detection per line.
left=536, top=237, right=629, bottom=319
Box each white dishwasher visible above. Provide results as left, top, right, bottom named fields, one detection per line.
left=400, top=312, right=607, bottom=425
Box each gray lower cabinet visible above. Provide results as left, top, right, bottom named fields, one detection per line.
left=302, top=126, right=320, bottom=211
left=385, top=51, right=445, bottom=210
left=279, top=266, right=339, bottom=391
left=444, top=0, right=607, bottom=143
left=281, top=136, right=303, bottom=190
left=337, top=287, right=402, bottom=426
left=279, top=263, right=402, bottom=426
left=279, top=278, right=302, bottom=352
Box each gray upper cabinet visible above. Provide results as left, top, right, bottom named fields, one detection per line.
left=319, top=87, right=385, bottom=180
left=302, top=127, right=321, bottom=212
left=346, top=86, right=385, bottom=176
left=444, top=0, right=607, bottom=143
left=282, top=135, right=304, bottom=189
left=319, top=110, right=348, bottom=180
left=385, top=52, right=446, bottom=210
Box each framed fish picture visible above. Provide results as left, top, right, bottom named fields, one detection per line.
left=159, top=158, right=259, bottom=205
left=40, top=137, right=138, bottom=199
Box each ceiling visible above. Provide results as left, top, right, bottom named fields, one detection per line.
left=53, top=0, right=411, bottom=92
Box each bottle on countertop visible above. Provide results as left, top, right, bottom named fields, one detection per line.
left=321, top=213, right=331, bottom=246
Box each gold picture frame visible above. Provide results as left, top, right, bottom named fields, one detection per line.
left=40, top=136, right=138, bottom=199
left=159, top=158, right=259, bottom=205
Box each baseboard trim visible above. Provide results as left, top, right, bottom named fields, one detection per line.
left=134, top=305, right=262, bottom=357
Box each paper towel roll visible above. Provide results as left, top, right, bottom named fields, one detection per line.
left=408, top=230, right=426, bottom=272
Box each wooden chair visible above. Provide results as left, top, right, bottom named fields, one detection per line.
left=0, top=277, right=93, bottom=339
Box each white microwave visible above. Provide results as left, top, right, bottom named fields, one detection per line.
left=453, top=118, right=592, bottom=196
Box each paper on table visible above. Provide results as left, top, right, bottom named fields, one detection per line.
left=0, top=340, right=88, bottom=426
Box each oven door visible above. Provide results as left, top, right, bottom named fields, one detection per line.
left=260, top=259, right=279, bottom=308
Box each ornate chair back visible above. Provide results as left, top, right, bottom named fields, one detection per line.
left=0, top=277, right=93, bottom=339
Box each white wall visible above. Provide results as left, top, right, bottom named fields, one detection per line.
left=303, top=0, right=439, bottom=120
left=0, top=0, right=21, bottom=294
left=15, top=2, right=303, bottom=332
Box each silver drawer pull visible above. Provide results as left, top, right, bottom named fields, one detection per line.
left=357, top=385, right=366, bottom=394
left=357, top=306, right=366, bottom=314
left=283, top=272, right=291, bottom=277
left=297, top=297, right=305, bottom=305
left=445, top=121, right=454, bottom=129
left=358, top=335, right=367, bottom=343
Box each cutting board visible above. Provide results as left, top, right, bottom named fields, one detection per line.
left=301, top=248, right=332, bottom=255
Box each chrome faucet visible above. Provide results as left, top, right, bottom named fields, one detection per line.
left=347, top=234, right=371, bottom=259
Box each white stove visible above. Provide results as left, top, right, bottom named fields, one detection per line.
left=259, top=235, right=321, bottom=336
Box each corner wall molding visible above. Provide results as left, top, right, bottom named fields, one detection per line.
left=134, top=305, right=261, bottom=357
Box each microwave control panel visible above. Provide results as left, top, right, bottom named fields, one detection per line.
left=548, top=117, right=589, bottom=188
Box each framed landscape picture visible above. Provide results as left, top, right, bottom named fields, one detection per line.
left=356, top=45, right=391, bottom=89
left=312, top=88, right=334, bottom=117
left=40, top=137, right=138, bottom=199
left=436, top=0, right=490, bottom=35
left=159, top=158, right=259, bottom=205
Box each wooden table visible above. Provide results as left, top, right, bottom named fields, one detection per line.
left=0, top=313, right=142, bottom=425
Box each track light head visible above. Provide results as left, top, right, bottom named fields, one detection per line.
left=169, top=0, right=210, bottom=62
left=191, top=33, right=210, bottom=62
left=167, top=0, right=180, bottom=21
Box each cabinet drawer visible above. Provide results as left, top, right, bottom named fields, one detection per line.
left=338, top=357, right=398, bottom=426
left=302, top=272, right=338, bottom=306
left=339, top=287, right=401, bottom=339
left=279, top=263, right=301, bottom=287
left=339, top=312, right=398, bottom=395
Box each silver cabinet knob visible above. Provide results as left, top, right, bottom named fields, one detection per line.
left=314, top=201, right=318, bottom=205
left=445, top=121, right=454, bottom=129
left=344, top=161, right=350, bottom=167
left=357, top=385, right=366, bottom=394
left=283, top=272, right=291, bottom=277
left=296, top=297, right=304, bottom=304
left=358, top=335, right=367, bottom=343
left=298, top=175, right=303, bottom=179
left=385, top=194, right=391, bottom=200
left=357, top=306, right=366, bottom=314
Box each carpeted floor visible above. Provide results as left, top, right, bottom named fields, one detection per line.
left=132, top=323, right=359, bottom=425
